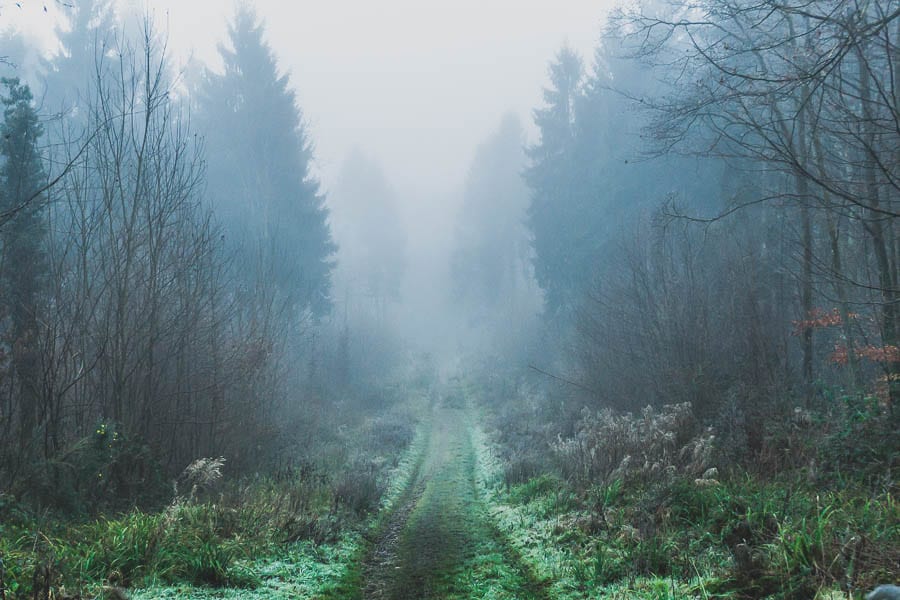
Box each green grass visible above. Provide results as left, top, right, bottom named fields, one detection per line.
left=321, top=403, right=550, bottom=600
left=393, top=408, right=549, bottom=599
left=131, top=413, right=431, bottom=600
left=471, top=407, right=899, bottom=599
left=0, top=392, right=430, bottom=599
left=4, top=376, right=894, bottom=600
left=128, top=533, right=363, bottom=600
left=1, top=504, right=259, bottom=597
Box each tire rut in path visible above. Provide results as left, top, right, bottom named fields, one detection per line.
left=360, top=476, right=426, bottom=598
left=360, top=406, right=551, bottom=600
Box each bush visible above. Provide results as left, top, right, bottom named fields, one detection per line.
left=14, top=422, right=166, bottom=515
left=820, top=395, right=899, bottom=488
left=551, top=403, right=713, bottom=489
left=502, top=457, right=546, bottom=491
left=332, top=464, right=383, bottom=515
left=364, top=413, right=416, bottom=460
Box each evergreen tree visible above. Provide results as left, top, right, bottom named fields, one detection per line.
left=0, top=77, right=47, bottom=448
left=43, top=0, right=117, bottom=112
left=525, top=44, right=719, bottom=324
left=330, top=150, right=406, bottom=313
left=195, top=6, right=335, bottom=317
left=452, top=113, right=534, bottom=321
left=525, top=46, right=584, bottom=319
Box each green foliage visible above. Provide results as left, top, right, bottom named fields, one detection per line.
left=524, top=46, right=586, bottom=318
left=503, top=456, right=545, bottom=490
left=820, top=394, right=899, bottom=486
left=475, top=384, right=899, bottom=600
left=587, top=479, right=623, bottom=513
left=0, top=397, right=424, bottom=598
left=0, top=76, right=48, bottom=471
left=16, top=421, right=167, bottom=514
left=0, top=503, right=265, bottom=597
left=585, top=546, right=626, bottom=585
left=508, top=474, right=558, bottom=505
left=487, top=463, right=899, bottom=598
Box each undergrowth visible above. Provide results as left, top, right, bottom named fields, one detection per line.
left=471, top=380, right=899, bottom=600
left=0, top=397, right=426, bottom=599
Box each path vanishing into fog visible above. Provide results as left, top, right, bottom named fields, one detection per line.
left=358, top=402, right=549, bottom=600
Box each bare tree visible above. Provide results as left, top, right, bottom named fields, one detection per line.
left=615, top=0, right=899, bottom=404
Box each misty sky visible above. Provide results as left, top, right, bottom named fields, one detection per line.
left=3, top=0, right=612, bottom=195
left=166, top=0, right=610, bottom=195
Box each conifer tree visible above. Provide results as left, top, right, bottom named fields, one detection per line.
left=195, top=6, right=335, bottom=317
left=0, top=77, right=47, bottom=448
left=525, top=47, right=584, bottom=319
left=453, top=114, right=532, bottom=319
left=44, top=0, right=117, bottom=111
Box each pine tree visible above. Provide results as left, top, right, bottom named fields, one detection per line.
left=0, top=77, right=47, bottom=449
left=44, top=0, right=117, bottom=112
left=195, top=6, right=335, bottom=317
left=453, top=114, right=532, bottom=320
left=525, top=46, right=584, bottom=319
left=330, top=151, right=406, bottom=313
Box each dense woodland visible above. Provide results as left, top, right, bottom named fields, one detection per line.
left=0, top=2, right=342, bottom=511
left=0, top=0, right=897, bottom=598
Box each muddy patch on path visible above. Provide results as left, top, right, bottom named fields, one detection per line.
left=360, top=476, right=426, bottom=598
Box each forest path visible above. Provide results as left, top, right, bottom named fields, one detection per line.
left=358, top=402, right=550, bottom=600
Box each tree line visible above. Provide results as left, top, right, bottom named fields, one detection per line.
left=0, top=2, right=337, bottom=510
left=448, top=0, right=897, bottom=463
left=519, top=0, right=898, bottom=455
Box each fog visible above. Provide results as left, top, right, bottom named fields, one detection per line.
left=0, top=1, right=897, bottom=595
left=6, top=3, right=608, bottom=185
left=2, top=1, right=614, bottom=363
left=152, top=0, right=607, bottom=186
left=176, top=0, right=606, bottom=358
left=3, top=0, right=896, bottom=399
left=161, top=0, right=607, bottom=357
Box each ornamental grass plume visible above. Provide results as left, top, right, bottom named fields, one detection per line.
left=176, top=457, right=226, bottom=504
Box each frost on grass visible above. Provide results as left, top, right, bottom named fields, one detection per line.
left=470, top=406, right=720, bottom=600
left=129, top=419, right=428, bottom=600
left=130, top=535, right=360, bottom=599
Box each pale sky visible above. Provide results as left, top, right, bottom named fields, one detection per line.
left=1, top=0, right=612, bottom=195
left=167, top=0, right=611, bottom=199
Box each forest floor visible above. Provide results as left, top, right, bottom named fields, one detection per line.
left=6, top=378, right=891, bottom=599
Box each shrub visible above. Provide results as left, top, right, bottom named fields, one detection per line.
left=15, top=422, right=166, bottom=514
left=551, top=403, right=713, bottom=489
left=364, top=414, right=416, bottom=460
left=502, top=456, right=546, bottom=490
left=332, top=464, right=383, bottom=515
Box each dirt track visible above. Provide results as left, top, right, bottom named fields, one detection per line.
left=359, top=405, right=549, bottom=600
